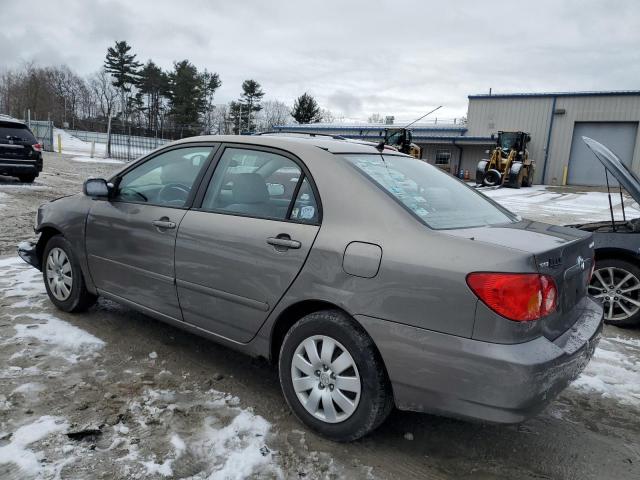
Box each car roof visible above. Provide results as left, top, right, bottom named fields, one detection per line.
left=171, top=133, right=410, bottom=156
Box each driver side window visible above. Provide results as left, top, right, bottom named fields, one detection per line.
left=114, top=146, right=213, bottom=207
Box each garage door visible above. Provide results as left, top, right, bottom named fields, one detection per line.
left=567, top=122, right=638, bottom=186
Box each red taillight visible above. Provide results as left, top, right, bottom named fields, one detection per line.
left=466, top=273, right=558, bottom=322
left=32, top=143, right=42, bottom=152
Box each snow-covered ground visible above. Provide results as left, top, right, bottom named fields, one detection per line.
left=480, top=184, right=640, bottom=224
left=572, top=335, right=640, bottom=405
left=54, top=128, right=107, bottom=158
left=0, top=257, right=285, bottom=479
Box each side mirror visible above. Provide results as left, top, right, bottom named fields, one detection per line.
left=83, top=178, right=110, bottom=198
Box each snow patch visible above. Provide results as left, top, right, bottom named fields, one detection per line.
left=481, top=185, right=640, bottom=224
left=0, top=416, right=69, bottom=476
left=54, top=128, right=107, bottom=157
left=9, top=313, right=105, bottom=364
left=11, top=382, right=46, bottom=396
left=70, top=155, right=124, bottom=164
left=572, top=336, right=640, bottom=406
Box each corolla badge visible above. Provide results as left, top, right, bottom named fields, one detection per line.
left=576, top=256, right=585, bottom=271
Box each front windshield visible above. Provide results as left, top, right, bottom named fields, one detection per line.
left=342, top=154, right=518, bottom=230
left=499, top=132, right=519, bottom=151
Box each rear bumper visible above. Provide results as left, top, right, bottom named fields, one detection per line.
left=0, top=156, right=43, bottom=176
left=356, top=296, right=603, bottom=424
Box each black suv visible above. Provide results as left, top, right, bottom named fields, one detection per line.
left=0, top=116, right=43, bottom=183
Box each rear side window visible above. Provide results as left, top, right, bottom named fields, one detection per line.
left=290, top=177, right=319, bottom=224
left=342, top=154, right=517, bottom=230
left=202, top=148, right=302, bottom=221
left=0, top=122, right=36, bottom=143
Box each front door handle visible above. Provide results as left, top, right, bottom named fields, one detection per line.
left=152, top=219, right=176, bottom=229
left=267, top=236, right=301, bottom=250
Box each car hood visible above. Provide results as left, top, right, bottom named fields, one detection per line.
left=583, top=136, right=640, bottom=203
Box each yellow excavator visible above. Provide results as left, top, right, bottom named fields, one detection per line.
left=475, top=131, right=534, bottom=188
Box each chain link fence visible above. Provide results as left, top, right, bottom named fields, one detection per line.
left=64, top=121, right=202, bottom=161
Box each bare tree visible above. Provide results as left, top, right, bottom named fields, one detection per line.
left=89, top=68, right=119, bottom=156
left=257, top=100, right=292, bottom=131
left=320, top=108, right=335, bottom=123
left=210, top=104, right=231, bottom=134
left=368, top=113, right=383, bottom=124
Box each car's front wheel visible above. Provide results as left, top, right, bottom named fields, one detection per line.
left=42, top=235, right=97, bottom=312
left=279, top=310, right=393, bottom=442
left=589, top=258, right=640, bottom=327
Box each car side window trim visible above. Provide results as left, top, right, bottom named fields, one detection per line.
left=191, top=143, right=323, bottom=225
left=108, top=142, right=220, bottom=210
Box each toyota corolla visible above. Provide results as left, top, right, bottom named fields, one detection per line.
left=18, top=134, right=603, bottom=441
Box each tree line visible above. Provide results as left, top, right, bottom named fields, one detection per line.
left=0, top=40, right=335, bottom=138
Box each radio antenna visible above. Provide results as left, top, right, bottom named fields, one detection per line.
left=403, top=106, right=443, bottom=129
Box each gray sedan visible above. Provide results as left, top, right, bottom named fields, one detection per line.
left=18, top=134, right=603, bottom=441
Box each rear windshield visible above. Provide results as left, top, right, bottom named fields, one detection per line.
left=0, top=122, right=36, bottom=143
left=342, top=154, right=518, bottom=230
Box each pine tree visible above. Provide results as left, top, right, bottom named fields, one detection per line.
left=137, top=60, right=169, bottom=132
left=239, top=79, right=264, bottom=133
left=291, top=93, right=322, bottom=124
left=104, top=41, right=141, bottom=126
left=166, top=60, right=205, bottom=128
left=228, top=101, right=243, bottom=135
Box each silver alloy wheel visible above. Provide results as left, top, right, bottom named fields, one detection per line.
left=589, top=266, right=640, bottom=321
left=45, top=247, right=73, bottom=301
left=290, top=335, right=361, bottom=424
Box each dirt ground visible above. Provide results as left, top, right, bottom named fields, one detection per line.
left=1, top=152, right=639, bottom=479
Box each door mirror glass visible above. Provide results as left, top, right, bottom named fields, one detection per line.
left=83, top=178, right=109, bottom=198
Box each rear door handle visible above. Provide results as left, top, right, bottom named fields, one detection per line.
left=267, top=236, right=301, bottom=250
left=152, top=219, right=176, bottom=229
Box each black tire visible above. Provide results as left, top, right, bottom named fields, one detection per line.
left=483, top=169, right=502, bottom=187
left=522, top=166, right=534, bottom=187
left=589, top=258, right=640, bottom=327
left=279, top=310, right=393, bottom=442
left=42, top=235, right=97, bottom=312
left=18, top=174, right=36, bottom=183
left=475, top=160, right=488, bottom=185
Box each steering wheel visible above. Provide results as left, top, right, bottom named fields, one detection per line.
left=157, top=183, right=190, bottom=203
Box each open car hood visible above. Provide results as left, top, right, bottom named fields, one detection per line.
left=583, top=136, right=640, bottom=203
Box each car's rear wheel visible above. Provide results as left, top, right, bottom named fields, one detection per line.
left=279, top=310, right=393, bottom=442
left=43, top=235, right=97, bottom=312
left=589, top=258, right=640, bottom=327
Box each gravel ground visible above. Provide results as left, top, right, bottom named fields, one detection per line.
left=0, top=152, right=639, bottom=479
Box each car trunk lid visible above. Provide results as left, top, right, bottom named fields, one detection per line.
left=447, top=220, right=595, bottom=339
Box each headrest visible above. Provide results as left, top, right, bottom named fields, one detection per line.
left=232, top=173, right=269, bottom=204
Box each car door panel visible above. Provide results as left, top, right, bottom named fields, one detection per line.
left=175, top=211, right=319, bottom=342
left=84, top=144, right=216, bottom=319
left=86, top=202, right=187, bottom=319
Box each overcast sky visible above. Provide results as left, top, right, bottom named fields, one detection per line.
left=3, top=0, right=639, bottom=122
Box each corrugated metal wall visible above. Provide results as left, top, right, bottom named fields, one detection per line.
left=466, top=97, right=553, bottom=183
left=546, top=96, right=640, bottom=184
left=467, top=94, right=640, bottom=185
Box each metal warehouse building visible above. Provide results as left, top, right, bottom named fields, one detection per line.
left=276, top=90, right=640, bottom=186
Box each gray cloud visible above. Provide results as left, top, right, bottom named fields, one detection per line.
left=4, top=0, right=640, bottom=120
